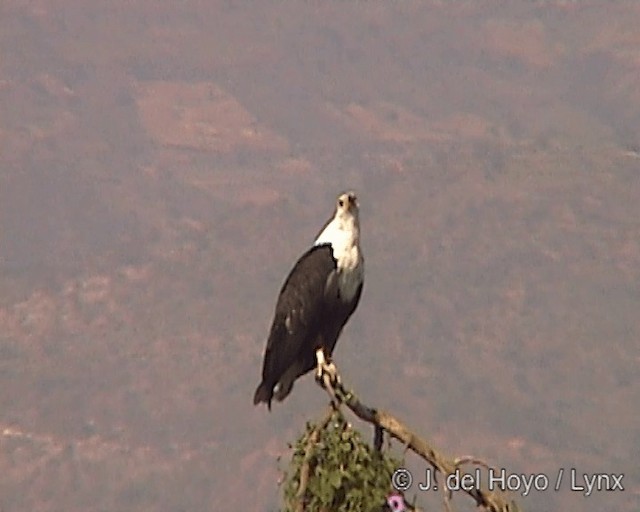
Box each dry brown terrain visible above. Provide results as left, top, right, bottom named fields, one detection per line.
left=1, top=1, right=639, bottom=511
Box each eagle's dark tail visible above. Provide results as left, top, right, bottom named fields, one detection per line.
left=253, top=382, right=273, bottom=411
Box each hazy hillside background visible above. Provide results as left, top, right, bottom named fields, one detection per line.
left=1, top=1, right=638, bottom=511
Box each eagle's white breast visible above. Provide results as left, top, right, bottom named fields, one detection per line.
left=337, top=252, right=363, bottom=302
left=314, top=195, right=364, bottom=303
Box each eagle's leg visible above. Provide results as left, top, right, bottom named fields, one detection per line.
left=315, top=347, right=326, bottom=380
left=315, top=348, right=339, bottom=406
left=315, top=348, right=340, bottom=385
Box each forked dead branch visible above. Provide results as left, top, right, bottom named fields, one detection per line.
left=312, top=359, right=522, bottom=512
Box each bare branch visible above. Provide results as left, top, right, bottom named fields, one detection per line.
left=316, top=361, right=519, bottom=512
left=454, top=456, right=494, bottom=472
left=373, top=424, right=384, bottom=452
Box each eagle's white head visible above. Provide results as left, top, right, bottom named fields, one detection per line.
left=315, top=191, right=360, bottom=251
left=314, top=192, right=363, bottom=299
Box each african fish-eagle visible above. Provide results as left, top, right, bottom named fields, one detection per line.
left=253, top=191, right=364, bottom=409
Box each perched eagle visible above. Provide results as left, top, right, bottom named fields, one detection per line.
left=254, top=191, right=364, bottom=409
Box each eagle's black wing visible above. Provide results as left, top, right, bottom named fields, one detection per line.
left=254, top=245, right=336, bottom=407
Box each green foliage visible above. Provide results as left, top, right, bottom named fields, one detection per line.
left=281, top=410, right=401, bottom=512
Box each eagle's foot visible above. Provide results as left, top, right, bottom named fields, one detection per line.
left=315, top=348, right=341, bottom=390
left=323, top=360, right=340, bottom=387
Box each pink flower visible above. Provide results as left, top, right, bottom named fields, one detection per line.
left=386, top=492, right=406, bottom=512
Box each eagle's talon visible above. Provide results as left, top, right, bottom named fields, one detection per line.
left=314, top=350, right=340, bottom=391
left=324, top=361, right=339, bottom=386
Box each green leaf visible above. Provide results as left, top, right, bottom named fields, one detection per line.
left=329, top=470, right=342, bottom=489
